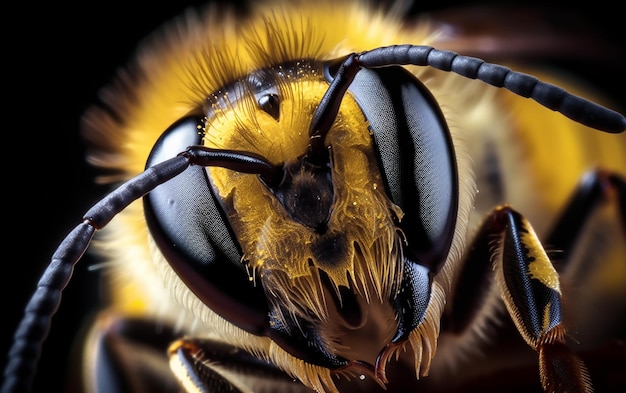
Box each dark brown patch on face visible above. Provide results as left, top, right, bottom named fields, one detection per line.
left=311, top=232, right=348, bottom=268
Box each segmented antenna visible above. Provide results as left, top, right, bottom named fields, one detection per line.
left=1, top=147, right=281, bottom=393
left=308, top=54, right=360, bottom=163
left=307, top=46, right=625, bottom=156
left=357, top=45, right=626, bottom=133
left=1, top=156, right=190, bottom=393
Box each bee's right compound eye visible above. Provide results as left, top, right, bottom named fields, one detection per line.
left=143, top=116, right=269, bottom=335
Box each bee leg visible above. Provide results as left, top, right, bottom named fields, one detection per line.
left=479, top=205, right=593, bottom=393
left=78, top=311, right=182, bottom=393
left=444, top=219, right=497, bottom=336
left=545, top=169, right=626, bottom=392
left=447, top=167, right=626, bottom=332
left=445, top=205, right=593, bottom=392
left=545, top=168, right=626, bottom=267
left=168, top=338, right=314, bottom=393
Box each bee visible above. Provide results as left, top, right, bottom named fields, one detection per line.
left=3, top=0, right=625, bottom=392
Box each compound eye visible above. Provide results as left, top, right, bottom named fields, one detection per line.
left=331, top=65, right=458, bottom=273
left=143, top=116, right=268, bottom=335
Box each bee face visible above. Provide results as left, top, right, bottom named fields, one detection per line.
left=5, top=1, right=626, bottom=393
left=141, top=52, right=464, bottom=383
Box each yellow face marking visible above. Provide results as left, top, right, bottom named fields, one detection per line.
left=206, top=65, right=403, bottom=325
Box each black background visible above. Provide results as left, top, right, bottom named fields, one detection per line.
left=3, top=1, right=624, bottom=392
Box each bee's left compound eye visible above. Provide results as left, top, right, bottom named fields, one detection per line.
left=338, top=64, right=458, bottom=276
left=143, top=116, right=269, bottom=335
